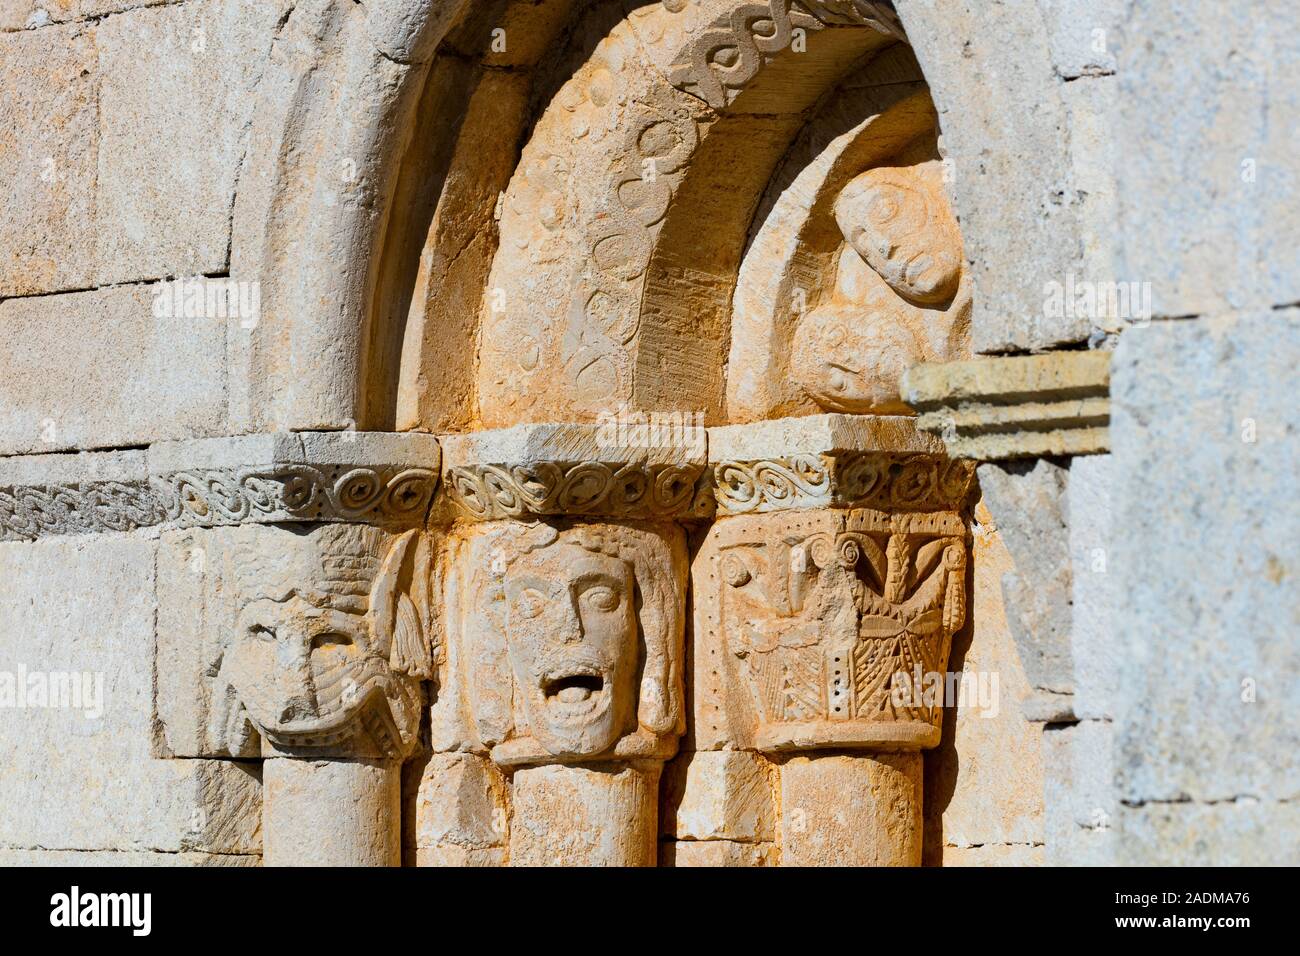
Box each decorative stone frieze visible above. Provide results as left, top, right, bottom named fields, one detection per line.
left=901, top=352, right=1112, bottom=460
left=668, top=1, right=906, bottom=109
left=0, top=450, right=162, bottom=542
left=440, top=423, right=709, bottom=521
left=0, top=432, right=441, bottom=541
left=150, top=432, right=442, bottom=529
left=709, top=413, right=975, bottom=515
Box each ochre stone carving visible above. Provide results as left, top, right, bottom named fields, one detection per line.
left=791, top=160, right=969, bottom=414
left=444, top=462, right=706, bottom=521
left=211, top=524, right=434, bottom=761
left=712, top=452, right=976, bottom=515
left=458, top=521, right=687, bottom=767
left=667, top=0, right=905, bottom=109
left=697, top=508, right=967, bottom=752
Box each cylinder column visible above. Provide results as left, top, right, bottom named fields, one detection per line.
left=509, top=761, right=662, bottom=867
left=263, top=758, right=402, bottom=867
left=778, top=752, right=922, bottom=866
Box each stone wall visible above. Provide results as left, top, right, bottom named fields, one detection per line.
left=1, top=0, right=1294, bottom=866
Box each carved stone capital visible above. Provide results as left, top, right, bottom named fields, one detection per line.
left=158, top=523, right=437, bottom=763
left=696, top=508, right=967, bottom=753
left=432, top=519, right=688, bottom=770
left=708, top=414, right=975, bottom=515
left=440, top=423, right=709, bottom=522
left=902, top=351, right=1111, bottom=460
left=696, top=414, right=970, bottom=755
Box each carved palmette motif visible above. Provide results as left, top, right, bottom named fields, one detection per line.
left=712, top=509, right=966, bottom=750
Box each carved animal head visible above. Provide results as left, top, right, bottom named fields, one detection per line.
left=213, top=524, right=433, bottom=760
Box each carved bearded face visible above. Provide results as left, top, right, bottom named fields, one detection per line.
left=835, top=166, right=962, bottom=305
left=503, top=541, right=639, bottom=757
left=218, top=525, right=430, bottom=759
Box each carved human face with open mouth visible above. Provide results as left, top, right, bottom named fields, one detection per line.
left=836, top=167, right=962, bottom=306
left=226, top=591, right=405, bottom=753
left=503, top=542, right=638, bottom=757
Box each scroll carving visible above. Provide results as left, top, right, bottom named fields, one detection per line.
left=667, top=0, right=906, bottom=109
left=713, top=453, right=975, bottom=515
left=445, top=462, right=709, bottom=521
left=159, top=466, right=438, bottom=528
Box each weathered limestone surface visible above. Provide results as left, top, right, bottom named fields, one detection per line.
left=263, top=758, right=400, bottom=867
left=976, top=460, right=1075, bottom=722
left=897, top=0, right=1086, bottom=351
left=1038, top=0, right=1124, bottom=80
left=780, top=753, right=922, bottom=866
left=903, top=352, right=1112, bottom=460
left=0, top=534, right=262, bottom=856
left=1113, top=0, right=1300, bottom=319
left=0, top=284, right=228, bottom=455
left=510, top=762, right=661, bottom=867
left=661, top=750, right=776, bottom=843
left=406, top=752, right=507, bottom=867
left=940, top=843, right=1044, bottom=867
left=1110, top=312, right=1299, bottom=850
left=0, top=1, right=289, bottom=296
left=1044, top=721, right=1116, bottom=866
left=1068, top=455, right=1115, bottom=721
left=663, top=840, right=777, bottom=867
left=925, top=501, right=1046, bottom=860
left=0, top=20, right=97, bottom=296
left=1, top=2, right=169, bottom=31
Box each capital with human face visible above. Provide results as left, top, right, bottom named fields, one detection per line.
left=471, top=522, right=685, bottom=764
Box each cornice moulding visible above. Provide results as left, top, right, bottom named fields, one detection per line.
left=440, top=422, right=710, bottom=522
left=707, top=414, right=973, bottom=516
left=901, top=351, right=1112, bottom=460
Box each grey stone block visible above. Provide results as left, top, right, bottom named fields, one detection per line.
left=1044, top=720, right=1117, bottom=866
left=978, top=460, right=1075, bottom=709
left=898, top=0, right=1087, bottom=351
left=0, top=534, right=261, bottom=853
left=1038, top=0, right=1123, bottom=79
left=1113, top=0, right=1300, bottom=317
left=1068, top=454, right=1116, bottom=720
left=1111, top=311, right=1300, bottom=808
left=0, top=283, right=227, bottom=455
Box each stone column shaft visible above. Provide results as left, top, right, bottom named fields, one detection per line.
left=509, top=762, right=661, bottom=867
left=263, top=758, right=402, bottom=867
left=779, top=752, right=922, bottom=866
